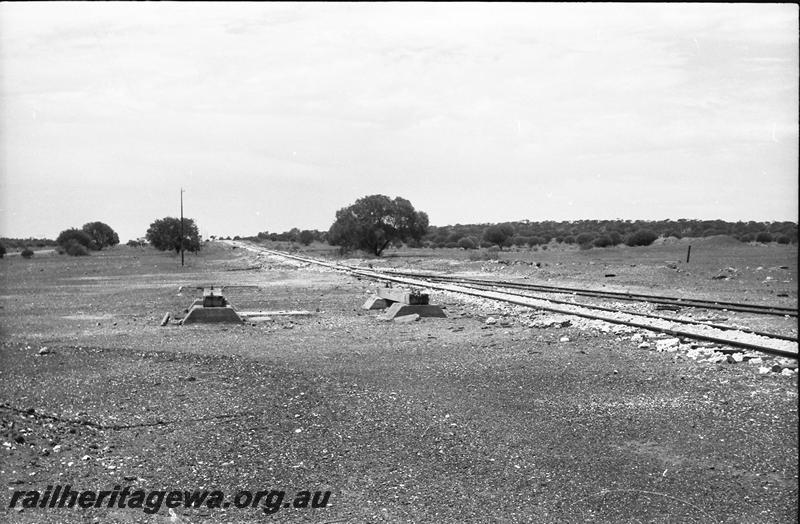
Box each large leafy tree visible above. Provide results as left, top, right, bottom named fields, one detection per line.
left=146, top=217, right=201, bottom=254
left=328, top=195, right=429, bottom=256
left=81, top=221, right=119, bottom=250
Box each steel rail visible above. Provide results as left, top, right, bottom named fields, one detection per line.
left=435, top=280, right=798, bottom=342
left=379, top=270, right=798, bottom=317
left=239, top=244, right=798, bottom=359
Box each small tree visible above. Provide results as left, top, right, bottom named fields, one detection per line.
left=327, top=195, right=428, bottom=256
left=146, top=217, right=201, bottom=254
left=0, top=241, right=5, bottom=258
left=21, top=247, right=34, bottom=259
left=298, top=230, right=315, bottom=246
left=483, top=224, right=515, bottom=249
left=81, top=221, right=119, bottom=250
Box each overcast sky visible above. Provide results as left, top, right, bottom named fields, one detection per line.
left=1, top=3, right=797, bottom=241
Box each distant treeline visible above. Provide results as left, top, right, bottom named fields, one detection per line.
left=423, top=219, right=798, bottom=249
left=216, top=228, right=327, bottom=246
left=4, top=219, right=797, bottom=254
left=232, top=219, right=797, bottom=249
left=0, top=237, right=59, bottom=249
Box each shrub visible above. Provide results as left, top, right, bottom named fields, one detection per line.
left=593, top=235, right=614, bottom=248
left=65, top=241, right=89, bottom=256
left=626, top=229, right=658, bottom=247
left=576, top=233, right=595, bottom=247
left=511, top=235, right=529, bottom=247
left=563, top=236, right=575, bottom=245
left=738, top=233, right=755, bottom=243
left=527, top=236, right=543, bottom=247
left=57, top=229, right=93, bottom=250
left=755, top=232, right=773, bottom=243
left=776, top=234, right=790, bottom=245
left=458, top=237, right=477, bottom=250
left=487, top=245, right=501, bottom=254
left=21, top=248, right=34, bottom=258
left=0, top=241, right=5, bottom=258
left=445, top=241, right=460, bottom=249
left=468, top=250, right=492, bottom=261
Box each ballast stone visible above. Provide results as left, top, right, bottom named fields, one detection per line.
left=655, top=338, right=680, bottom=351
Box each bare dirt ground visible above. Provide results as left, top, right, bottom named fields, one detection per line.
left=1, top=242, right=797, bottom=523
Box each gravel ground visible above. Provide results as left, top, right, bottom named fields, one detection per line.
left=1, top=244, right=797, bottom=523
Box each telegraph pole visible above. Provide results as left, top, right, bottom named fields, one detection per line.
left=180, top=188, right=185, bottom=267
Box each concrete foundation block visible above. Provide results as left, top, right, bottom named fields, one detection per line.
left=384, top=303, right=446, bottom=319
left=362, top=296, right=390, bottom=310
left=181, top=305, right=243, bottom=324
left=376, top=287, right=430, bottom=305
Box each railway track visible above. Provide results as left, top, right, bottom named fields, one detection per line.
left=378, top=270, right=798, bottom=317
left=415, top=279, right=799, bottom=342
left=233, top=242, right=798, bottom=359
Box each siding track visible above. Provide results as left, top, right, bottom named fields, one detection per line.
left=378, top=270, right=798, bottom=317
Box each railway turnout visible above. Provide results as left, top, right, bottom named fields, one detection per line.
left=231, top=242, right=798, bottom=360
